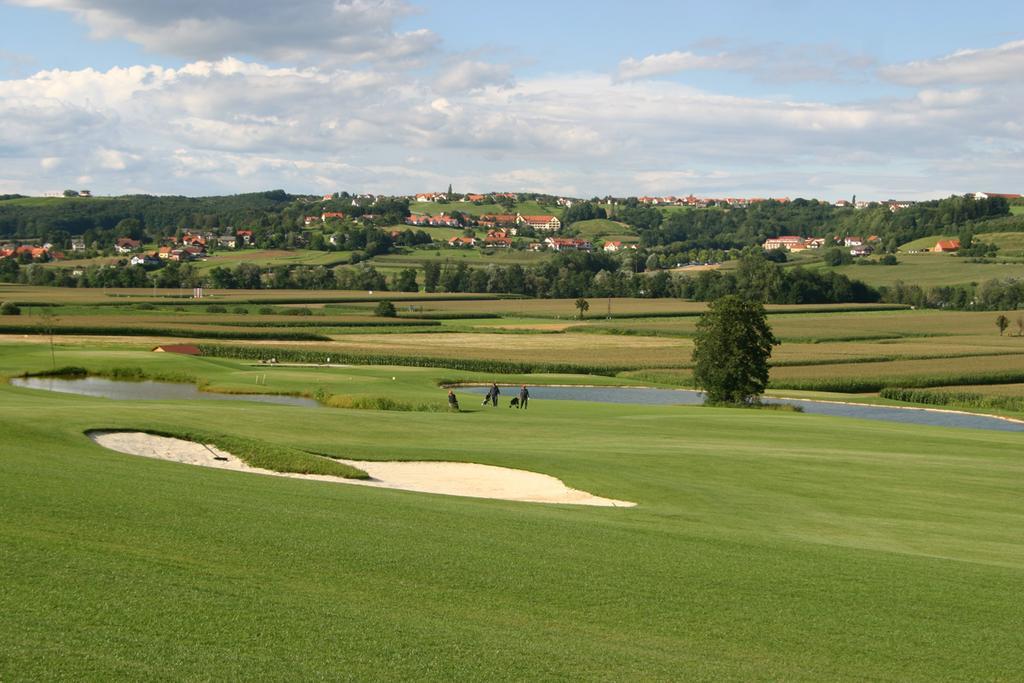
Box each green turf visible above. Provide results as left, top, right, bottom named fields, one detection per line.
left=2, top=343, right=1024, bottom=679
left=977, top=231, right=1024, bottom=256
left=568, top=218, right=636, bottom=240
left=898, top=234, right=954, bottom=252
left=824, top=253, right=1024, bottom=288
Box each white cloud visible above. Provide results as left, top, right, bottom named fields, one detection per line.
left=617, top=44, right=875, bottom=83
left=9, top=0, right=438, bottom=63
left=881, top=40, right=1024, bottom=86
left=0, top=55, right=1021, bottom=197
left=618, top=50, right=748, bottom=80
left=435, top=60, right=513, bottom=93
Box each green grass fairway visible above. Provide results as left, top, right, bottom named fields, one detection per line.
left=2, top=346, right=1024, bottom=679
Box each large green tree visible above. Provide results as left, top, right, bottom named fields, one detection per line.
left=692, top=295, right=778, bottom=405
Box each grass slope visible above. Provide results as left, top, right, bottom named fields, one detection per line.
left=827, top=253, right=1024, bottom=288
left=568, top=218, right=636, bottom=240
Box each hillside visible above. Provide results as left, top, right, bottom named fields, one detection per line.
left=568, top=218, right=636, bottom=241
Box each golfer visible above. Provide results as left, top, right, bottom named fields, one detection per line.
left=518, top=385, right=529, bottom=409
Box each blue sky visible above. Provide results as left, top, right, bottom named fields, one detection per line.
left=1, top=0, right=1022, bottom=199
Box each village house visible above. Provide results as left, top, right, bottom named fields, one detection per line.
left=480, top=214, right=518, bottom=227
left=304, top=216, right=320, bottom=226
left=464, top=193, right=486, bottom=202
left=849, top=245, right=874, bottom=257
left=152, top=344, right=202, bottom=355
left=236, top=229, right=253, bottom=245
left=114, top=238, right=141, bottom=253
left=71, top=237, right=86, bottom=251
left=934, top=239, right=961, bottom=252
left=129, top=254, right=161, bottom=267
left=157, top=246, right=174, bottom=260
left=543, top=237, right=592, bottom=252
left=448, top=236, right=476, bottom=248
left=483, top=236, right=512, bottom=248
left=973, top=192, right=1022, bottom=200
left=763, top=236, right=807, bottom=251
left=217, top=235, right=238, bottom=249
left=321, top=212, right=346, bottom=222
left=406, top=213, right=461, bottom=227
left=603, top=241, right=637, bottom=253
left=888, top=200, right=915, bottom=212
left=1, top=245, right=51, bottom=260
left=843, top=236, right=864, bottom=247
left=180, top=232, right=207, bottom=247
left=517, top=214, right=562, bottom=231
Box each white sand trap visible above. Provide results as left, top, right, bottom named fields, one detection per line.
left=88, top=431, right=635, bottom=507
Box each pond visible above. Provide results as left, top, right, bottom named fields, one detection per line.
left=10, top=376, right=321, bottom=408
left=462, top=385, right=1024, bottom=433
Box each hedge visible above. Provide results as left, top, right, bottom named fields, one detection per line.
left=197, top=344, right=625, bottom=376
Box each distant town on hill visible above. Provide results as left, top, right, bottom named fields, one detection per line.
left=1, top=189, right=1022, bottom=310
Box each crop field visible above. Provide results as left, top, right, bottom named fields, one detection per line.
left=367, top=248, right=549, bottom=270
left=191, top=248, right=354, bottom=271
left=0, top=284, right=503, bottom=305
left=580, top=307, right=1018, bottom=339
left=930, top=382, right=1024, bottom=396
left=826, top=253, right=1024, bottom=288
left=2, top=341, right=1024, bottom=679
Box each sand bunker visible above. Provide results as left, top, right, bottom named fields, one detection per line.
left=88, top=431, right=635, bottom=507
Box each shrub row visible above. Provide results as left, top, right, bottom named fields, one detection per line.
left=197, top=344, right=625, bottom=375
left=247, top=294, right=501, bottom=305
left=189, top=318, right=441, bottom=328
left=879, top=387, right=1024, bottom=413
left=24, top=365, right=198, bottom=384
left=571, top=303, right=909, bottom=321
left=399, top=312, right=503, bottom=320
left=0, top=324, right=331, bottom=341
left=323, top=395, right=448, bottom=412
left=769, top=370, right=1024, bottom=394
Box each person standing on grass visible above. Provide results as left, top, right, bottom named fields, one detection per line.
left=518, top=385, right=529, bottom=409
left=448, top=389, right=459, bottom=411
left=490, top=382, right=500, bottom=407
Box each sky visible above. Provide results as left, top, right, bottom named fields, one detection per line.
left=1, top=0, right=1022, bottom=200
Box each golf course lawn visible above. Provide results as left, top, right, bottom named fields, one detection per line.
left=2, top=346, right=1023, bottom=679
